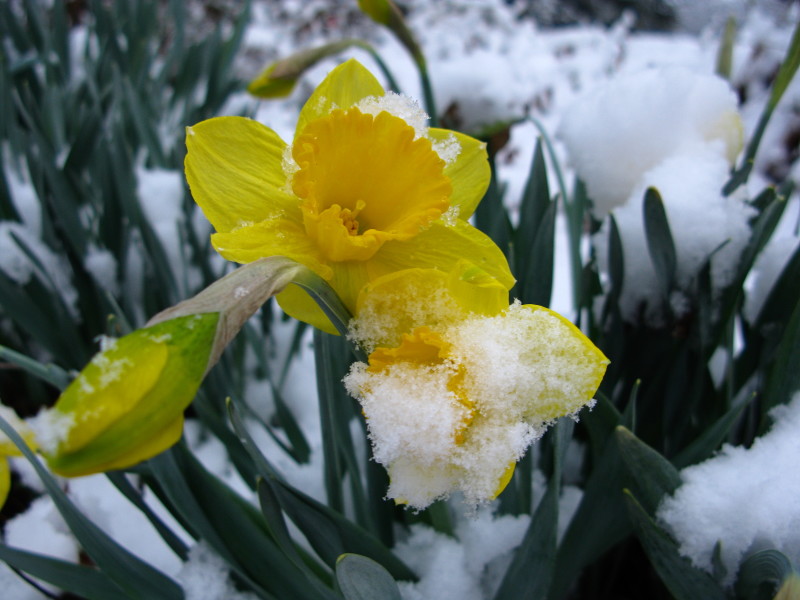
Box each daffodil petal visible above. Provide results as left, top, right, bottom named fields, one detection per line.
left=186, top=116, right=294, bottom=233
left=295, top=59, right=385, bottom=137
left=492, top=461, right=517, bottom=499
left=0, top=457, right=9, bottom=510
left=515, top=304, right=609, bottom=423
left=351, top=266, right=508, bottom=350
left=375, top=220, right=515, bottom=291
left=76, top=416, right=184, bottom=475
left=429, top=128, right=490, bottom=220
left=211, top=218, right=333, bottom=279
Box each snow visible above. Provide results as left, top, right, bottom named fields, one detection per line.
left=558, top=67, right=742, bottom=218
left=658, top=393, right=800, bottom=585
left=176, top=542, right=259, bottom=600
left=395, top=508, right=530, bottom=600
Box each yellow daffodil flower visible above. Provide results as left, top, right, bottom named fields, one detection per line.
left=185, top=59, right=513, bottom=334
left=343, top=267, right=609, bottom=509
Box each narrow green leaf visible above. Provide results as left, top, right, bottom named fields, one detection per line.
left=0, top=544, right=129, bottom=600
left=230, top=399, right=410, bottom=583
left=494, top=478, right=558, bottom=599
left=607, top=214, right=625, bottom=305
left=643, top=187, right=676, bottom=297
left=518, top=138, right=550, bottom=242
left=0, top=344, right=70, bottom=390
left=762, top=297, right=800, bottom=415
left=550, top=430, right=628, bottom=599
left=269, top=476, right=417, bottom=582
left=105, top=472, right=189, bottom=561
left=475, top=154, right=512, bottom=256
left=271, top=382, right=312, bottom=464
left=754, top=241, right=800, bottom=330
left=148, top=443, right=320, bottom=600
left=715, top=16, right=736, bottom=79
left=0, top=416, right=184, bottom=600
left=724, top=20, right=800, bottom=194
left=615, top=426, right=681, bottom=516
left=336, top=554, right=402, bottom=600
left=292, top=269, right=365, bottom=361
left=623, top=491, right=727, bottom=600
left=672, top=394, right=752, bottom=468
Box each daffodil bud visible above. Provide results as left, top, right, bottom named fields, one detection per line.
left=32, top=257, right=305, bottom=477
left=247, top=40, right=364, bottom=98
left=357, top=0, right=424, bottom=66
left=0, top=406, right=37, bottom=508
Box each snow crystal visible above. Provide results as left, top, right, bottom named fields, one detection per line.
left=559, top=67, right=742, bottom=218
left=657, top=393, right=800, bottom=584
left=176, top=542, right=259, bottom=600
left=431, top=134, right=462, bottom=166
left=357, top=92, right=429, bottom=139
left=27, top=410, right=74, bottom=456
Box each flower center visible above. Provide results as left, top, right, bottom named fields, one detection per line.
left=291, top=108, right=452, bottom=262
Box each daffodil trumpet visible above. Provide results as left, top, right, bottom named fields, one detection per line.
left=186, top=59, right=514, bottom=335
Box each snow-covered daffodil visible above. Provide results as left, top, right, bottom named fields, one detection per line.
left=32, top=313, right=219, bottom=477
left=185, top=59, right=513, bottom=334
left=343, top=266, right=609, bottom=509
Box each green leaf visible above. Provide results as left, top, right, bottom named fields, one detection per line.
left=0, top=544, right=129, bottom=600
left=623, top=491, right=727, bottom=600
left=105, top=472, right=189, bottom=561
left=762, top=296, right=800, bottom=415
left=147, top=443, right=320, bottom=600
left=724, top=20, right=800, bottom=194
left=715, top=16, right=736, bottom=80
left=0, top=344, right=70, bottom=390
left=228, top=399, right=415, bottom=582
left=735, top=549, right=796, bottom=600
left=643, top=187, right=676, bottom=297
left=615, top=426, right=681, bottom=515
left=672, top=394, right=752, bottom=468
left=269, top=475, right=417, bottom=582
left=550, top=425, right=628, bottom=598
left=494, top=478, right=558, bottom=599
left=0, top=416, right=184, bottom=600
left=475, top=153, right=512, bottom=256
left=515, top=138, right=556, bottom=307
left=292, top=269, right=366, bottom=361
left=336, top=554, right=402, bottom=600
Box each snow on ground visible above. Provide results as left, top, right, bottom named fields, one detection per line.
left=658, top=393, right=800, bottom=585
left=2, top=1, right=800, bottom=598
